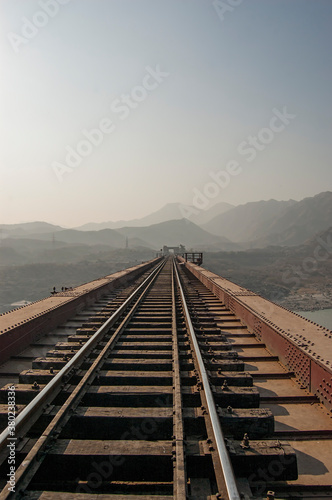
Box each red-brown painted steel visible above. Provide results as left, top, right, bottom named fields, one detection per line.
left=179, top=258, right=332, bottom=411
left=0, top=259, right=161, bottom=365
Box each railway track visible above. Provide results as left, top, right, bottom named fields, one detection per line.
left=0, top=257, right=331, bottom=499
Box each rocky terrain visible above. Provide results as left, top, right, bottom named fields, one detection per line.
left=204, top=227, right=332, bottom=311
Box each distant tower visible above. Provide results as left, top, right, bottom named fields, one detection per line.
left=52, top=233, right=56, bottom=249
left=125, top=236, right=128, bottom=249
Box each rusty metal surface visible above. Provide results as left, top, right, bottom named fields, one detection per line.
left=181, top=258, right=332, bottom=412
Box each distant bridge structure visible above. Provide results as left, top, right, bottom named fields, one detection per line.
left=161, top=245, right=203, bottom=265
left=162, top=244, right=186, bottom=255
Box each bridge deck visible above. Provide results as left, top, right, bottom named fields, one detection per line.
left=0, top=257, right=330, bottom=498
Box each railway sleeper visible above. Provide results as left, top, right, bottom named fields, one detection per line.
left=115, top=343, right=172, bottom=350
left=93, top=373, right=173, bottom=387
left=207, top=371, right=253, bottom=386
left=31, top=357, right=92, bottom=370
left=106, top=352, right=172, bottom=360
left=67, top=335, right=91, bottom=343
left=0, top=383, right=49, bottom=404
left=193, top=328, right=224, bottom=336
left=198, top=351, right=240, bottom=360
left=227, top=439, right=298, bottom=481
left=120, top=329, right=177, bottom=336
left=76, top=327, right=101, bottom=335
left=212, top=386, right=260, bottom=408
left=204, top=360, right=245, bottom=371
left=54, top=342, right=86, bottom=350
left=77, top=370, right=252, bottom=388
left=198, top=342, right=233, bottom=352
left=19, top=369, right=75, bottom=384
left=180, top=372, right=253, bottom=388
left=81, top=322, right=106, bottom=328
left=15, top=404, right=274, bottom=442
left=79, top=389, right=175, bottom=408
left=118, top=335, right=173, bottom=342
left=25, top=490, right=174, bottom=498
left=46, top=350, right=79, bottom=359
left=196, top=333, right=229, bottom=342
left=0, top=439, right=228, bottom=487
left=126, top=322, right=172, bottom=329
left=217, top=407, right=274, bottom=438
left=100, top=360, right=173, bottom=370
left=132, top=315, right=174, bottom=321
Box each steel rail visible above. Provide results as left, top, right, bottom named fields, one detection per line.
left=174, top=259, right=241, bottom=500
left=0, top=259, right=165, bottom=451
left=171, top=263, right=187, bottom=499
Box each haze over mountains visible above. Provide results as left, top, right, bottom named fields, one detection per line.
left=204, top=191, right=332, bottom=247
left=1, top=192, right=332, bottom=266
left=203, top=199, right=297, bottom=242
left=75, top=201, right=234, bottom=230
left=1, top=191, right=331, bottom=314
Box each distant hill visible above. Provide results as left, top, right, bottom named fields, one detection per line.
left=251, top=192, right=332, bottom=247
left=190, top=201, right=234, bottom=226
left=203, top=199, right=296, bottom=242
left=116, top=219, right=232, bottom=250
left=203, top=192, right=332, bottom=247
left=12, top=228, right=127, bottom=248
left=75, top=203, right=188, bottom=230
left=75, top=202, right=233, bottom=231
left=0, top=221, right=65, bottom=237
left=0, top=219, right=234, bottom=266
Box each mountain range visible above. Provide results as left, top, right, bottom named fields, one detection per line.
left=74, top=201, right=234, bottom=230
left=202, top=191, right=332, bottom=247
left=1, top=192, right=332, bottom=267
left=202, top=199, right=297, bottom=242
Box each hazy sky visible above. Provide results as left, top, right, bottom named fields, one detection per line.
left=1, top=0, right=331, bottom=227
